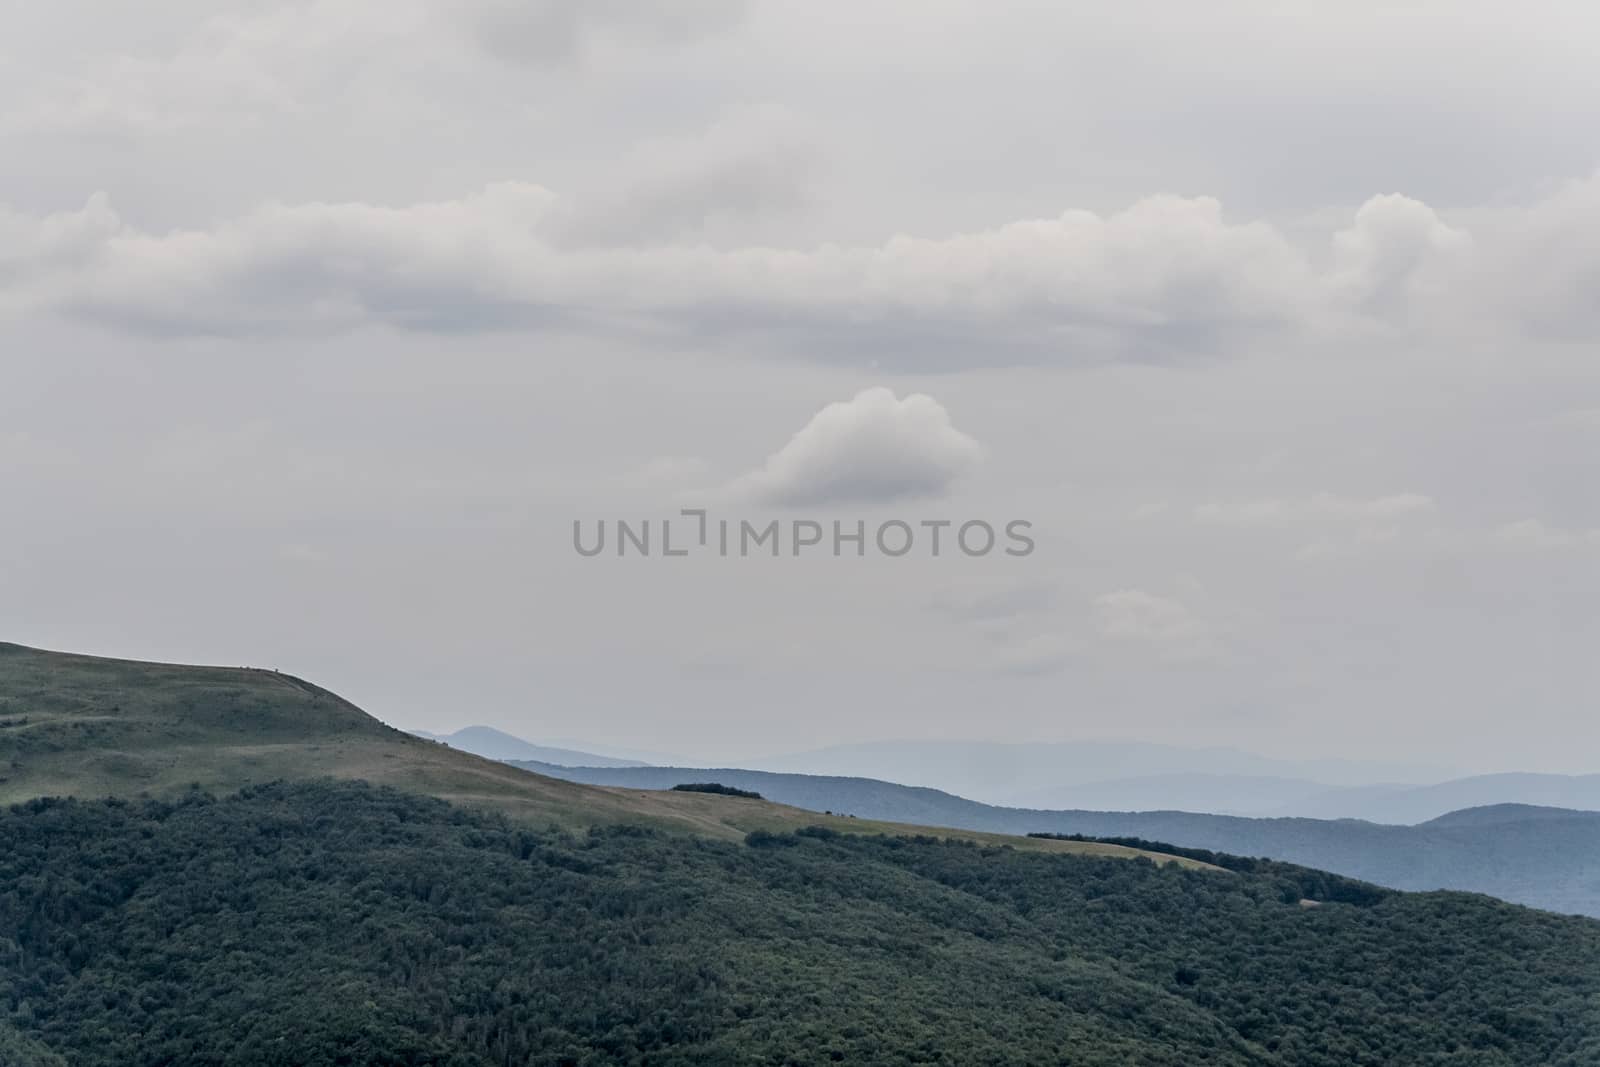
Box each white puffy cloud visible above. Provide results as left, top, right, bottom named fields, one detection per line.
left=728, top=387, right=980, bottom=507
left=1330, top=194, right=1470, bottom=316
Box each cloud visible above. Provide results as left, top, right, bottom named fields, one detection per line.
left=1, top=2, right=426, bottom=137
left=988, top=629, right=1083, bottom=676
left=0, top=430, right=77, bottom=475
left=0, top=187, right=1314, bottom=358
left=1094, top=590, right=1199, bottom=640
left=1481, top=175, right=1600, bottom=340
left=929, top=579, right=1077, bottom=675
left=0, top=193, right=121, bottom=283
left=1195, top=493, right=1435, bottom=526
left=928, top=577, right=1059, bottom=624
left=1093, top=589, right=1220, bottom=662
left=278, top=543, right=330, bottom=564
left=619, top=456, right=709, bottom=491
left=1551, top=408, right=1600, bottom=431
left=1492, top=519, right=1600, bottom=552
left=11, top=183, right=566, bottom=333
left=1288, top=514, right=1600, bottom=562
left=543, top=107, right=817, bottom=248
left=1, top=0, right=746, bottom=143
left=5, top=178, right=1600, bottom=364
left=1330, top=194, right=1470, bottom=317
left=459, top=0, right=745, bottom=66
left=728, top=387, right=981, bottom=507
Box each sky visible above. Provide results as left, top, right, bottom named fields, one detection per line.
left=2, top=0, right=1598, bottom=772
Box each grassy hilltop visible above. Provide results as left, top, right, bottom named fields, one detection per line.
left=0, top=641, right=1196, bottom=864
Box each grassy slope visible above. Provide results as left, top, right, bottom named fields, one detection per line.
left=0, top=642, right=1210, bottom=868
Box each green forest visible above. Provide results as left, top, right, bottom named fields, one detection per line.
left=3, top=780, right=1597, bottom=1066
left=670, top=782, right=765, bottom=799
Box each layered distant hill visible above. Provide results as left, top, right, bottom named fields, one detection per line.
left=748, top=739, right=1462, bottom=806
left=1281, top=773, right=1600, bottom=823
left=408, top=725, right=650, bottom=767
left=389, top=727, right=1600, bottom=822
left=517, top=761, right=1600, bottom=917
left=1002, top=770, right=1600, bottom=822
left=738, top=739, right=1600, bottom=823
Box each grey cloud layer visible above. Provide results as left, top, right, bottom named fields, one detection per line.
left=7, top=180, right=1597, bottom=363
left=1, top=0, right=747, bottom=136
left=6, top=0, right=1600, bottom=767
left=463, top=0, right=746, bottom=67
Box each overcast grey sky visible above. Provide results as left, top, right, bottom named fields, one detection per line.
left=3, top=0, right=1597, bottom=771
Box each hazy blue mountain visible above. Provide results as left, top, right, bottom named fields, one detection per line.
left=747, top=739, right=1458, bottom=806
left=518, top=761, right=1600, bottom=917
left=535, top=737, right=684, bottom=765
left=411, top=726, right=649, bottom=767
left=1283, top=773, right=1600, bottom=823
left=1010, top=773, right=1347, bottom=816
left=1019, top=771, right=1600, bottom=822
left=1421, top=802, right=1600, bottom=828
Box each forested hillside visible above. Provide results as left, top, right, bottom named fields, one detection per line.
left=519, top=762, right=1600, bottom=916
left=4, top=781, right=1599, bottom=1066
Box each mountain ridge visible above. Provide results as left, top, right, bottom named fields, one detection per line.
left=748, top=738, right=1463, bottom=802
left=385, top=724, right=1600, bottom=822
left=515, top=760, right=1600, bottom=917
left=0, top=641, right=1199, bottom=865
left=408, top=725, right=650, bottom=767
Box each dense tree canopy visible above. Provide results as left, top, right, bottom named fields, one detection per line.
left=2, top=781, right=1597, bottom=1065
left=670, top=783, right=764, bottom=799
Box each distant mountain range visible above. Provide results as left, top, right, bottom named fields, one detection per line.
left=998, top=769, right=1600, bottom=822
left=409, top=726, right=650, bottom=768
left=751, top=739, right=1600, bottom=822
left=745, top=739, right=1465, bottom=805
left=429, top=726, right=1600, bottom=823
left=1282, top=772, right=1600, bottom=823
left=514, top=761, right=1600, bottom=917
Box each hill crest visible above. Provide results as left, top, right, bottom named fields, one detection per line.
left=0, top=642, right=1196, bottom=865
